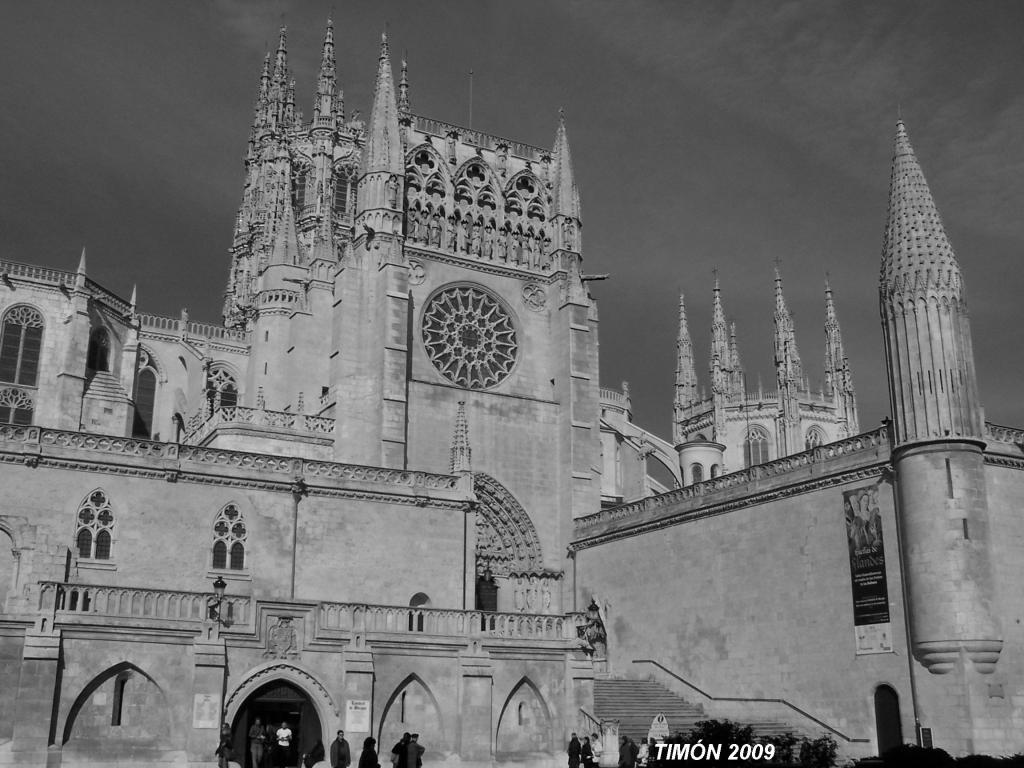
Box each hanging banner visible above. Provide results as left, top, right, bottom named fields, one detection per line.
left=844, top=483, right=893, bottom=654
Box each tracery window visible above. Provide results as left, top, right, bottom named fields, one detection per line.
left=75, top=490, right=114, bottom=561
left=86, top=327, right=111, bottom=372
left=0, top=305, right=43, bottom=424
left=333, top=166, right=356, bottom=220
left=744, top=426, right=770, bottom=468
left=205, top=365, right=238, bottom=411
left=132, top=348, right=159, bottom=439
left=805, top=426, right=826, bottom=450
left=422, top=286, right=518, bottom=390
left=212, top=503, right=247, bottom=570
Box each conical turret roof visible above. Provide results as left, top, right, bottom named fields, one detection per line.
left=364, top=32, right=402, bottom=174
left=881, top=121, right=962, bottom=293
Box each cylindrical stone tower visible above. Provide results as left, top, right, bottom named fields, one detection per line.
left=880, top=121, right=1001, bottom=674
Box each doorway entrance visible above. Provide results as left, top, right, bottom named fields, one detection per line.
left=231, top=680, right=324, bottom=768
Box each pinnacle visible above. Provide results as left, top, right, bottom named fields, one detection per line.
left=552, top=111, right=580, bottom=219
left=450, top=400, right=472, bottom=474
left=881, top=120, right=961, bottom=294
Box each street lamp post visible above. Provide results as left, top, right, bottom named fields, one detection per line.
left=208, top=575, right=232, bottom=767
left=207, top=576, right=231, bottom=626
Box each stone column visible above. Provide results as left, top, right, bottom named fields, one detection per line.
left=187, top=636, right=226, bottom=765
left=457, top=643, right=493, bottom=760
left=598, top=720, right=619, bottom=768
left=342, top=636, right=375, bottom=743
left=11, top=629, right=62, bottom=764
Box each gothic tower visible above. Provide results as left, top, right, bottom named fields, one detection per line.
left=880, top=120, right=1000, bottom=675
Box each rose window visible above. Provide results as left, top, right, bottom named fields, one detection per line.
left=422, top=286, right=518, bottom=389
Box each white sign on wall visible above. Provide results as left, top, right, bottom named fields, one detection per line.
left=346, top=700, right=371, bottom=732
left=193, top=693, right=221, bottom=729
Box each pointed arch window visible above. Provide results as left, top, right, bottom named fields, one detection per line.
left=86, top=327, right=111, bottom=372
left=0, top=305, right=43, bottom=425
left=805, top=426, right=826, bottom=450
left=205, top=365, right=238, bottom=412
left=744, top=426, right=770, bottom=468
left=75, top=490, right=114, bottom=561
left=333, top=166, right=356, bottom=220
left=132, top=348, right=159, bottom=439
left=212, top=504, right=247, bottom=571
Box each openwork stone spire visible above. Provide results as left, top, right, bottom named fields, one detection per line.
left=824, top=280, right=858, bottom=435
left=398, top=55, right=410, bottom=113
left=880, top=120, right=982, bottom=444
left=709, top=278, right=730, bottom=389
left=773, top=267, right=803, bottom=386
left=313, top=18, right=338, bottom=125
left=673, top=292, right=699, bottom=443
left=450, top=400, right=472, bottom=474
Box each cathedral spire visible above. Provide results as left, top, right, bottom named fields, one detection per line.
left=363, top=30, right=402, bottom=175
left=710, top=277, right=729, bottom=378
left=673, top=292, right=699, bottom=443
left=272, top=27, right=288, bottom=83
left=729, top=321, right=744, bottom=393
left=313, top=18, right=338, bottom=127
left=773, top=267, right=803, bottom=386
left=450, top=400, right=472, bottom=475
left=824, top=279, right=858, bottom=434
left=398, top=55, right=410, bottom=113
left=552, top=109, right=581, bottom=221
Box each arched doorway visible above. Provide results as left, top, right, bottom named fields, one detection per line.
left=874, top=684, right=902, bottom=755
left=231, top=680, right=323, bottom=768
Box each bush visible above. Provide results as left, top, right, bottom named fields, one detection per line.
left=799, top=735, right=838, bottom=768
left=880, top=744, right=954, bottom=767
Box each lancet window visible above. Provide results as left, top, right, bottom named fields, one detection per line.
left=0, top=305, right=43, bottom=425
left=75, top=490, right=114, bottom=561
left=333, top=165, right=357, bottom=221
left=744, top=426, right=770, bottom=468
left=132, top=348, right=159, bottom=439
left=86, top=327, right=111, bottom=372
left=212, top=503, right=247, bottom=570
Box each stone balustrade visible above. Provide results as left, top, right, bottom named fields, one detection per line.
left=39, top=581, right=252, bottom=626
left=987, top=422, right=1024, bottom=446
left=575, top=426, right=890, bottom=534
left=36, top=582, right=586, bottom=646
left=320, top=601, right=586, bottom=642
left=138, top=313, right=249, bottom=343
left=186, top=405, right=334, bottom=444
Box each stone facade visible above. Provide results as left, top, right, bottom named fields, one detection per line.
left=1, top=20, right=1024, bottom=768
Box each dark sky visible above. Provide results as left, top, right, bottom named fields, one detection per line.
left=2, top=1, right=1023, bottom=436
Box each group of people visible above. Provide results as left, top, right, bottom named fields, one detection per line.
left=567, top=732, right=656, bottom=768
left=388, top=732, right=425, bottom=768
left=217, top=720, right=391, bottom=768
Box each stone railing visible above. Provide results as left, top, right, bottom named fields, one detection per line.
left=576, top=427, right=889, bottom=533
left=1, top=260, right=132, bottom=316
left=39, top=581, right=251, bottom=626
left=0, top=425, right=461, bottom=493
left=320, top=601, right=586, bottom=642
left=186, top=405, right=334, bottom=444
left=413, top=114, right=545, bottom=161
left=986, top=422, right=1024, bottom=446
left=599, top=388, right=629, bottom=409
left=138, top=313, right=249, bottom=344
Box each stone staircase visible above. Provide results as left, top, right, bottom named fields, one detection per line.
left=593, top=678, right=796, bottom=742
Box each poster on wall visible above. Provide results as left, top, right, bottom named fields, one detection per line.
left=192, top=693, right=221, bottom=729
left=346, top=699, right=371, bottom=732
left=844, top=483, right=893, bottom=654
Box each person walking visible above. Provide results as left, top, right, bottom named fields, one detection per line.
left=249, top=717, right=267, bottom=768
left=390, top=733, right=410, bottom=768
left=568, top=732, right=582, bottom=768
left=216, top=723, right=234, bottom=768
left=358, top=737, right=381, bottom=768
left=275, top=721, right=293, bottom=768
left=330, top=730, right=351, bottom=768
left=581, top=736, right=594, bottom=768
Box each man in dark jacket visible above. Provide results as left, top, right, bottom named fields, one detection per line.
left=405, top=733, right=424, bottom=768
left=617, top=736, right=631, bottom=768
left=330, top=730, right=351, bottom=768
left=568, top=732, right=582, bottom=768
